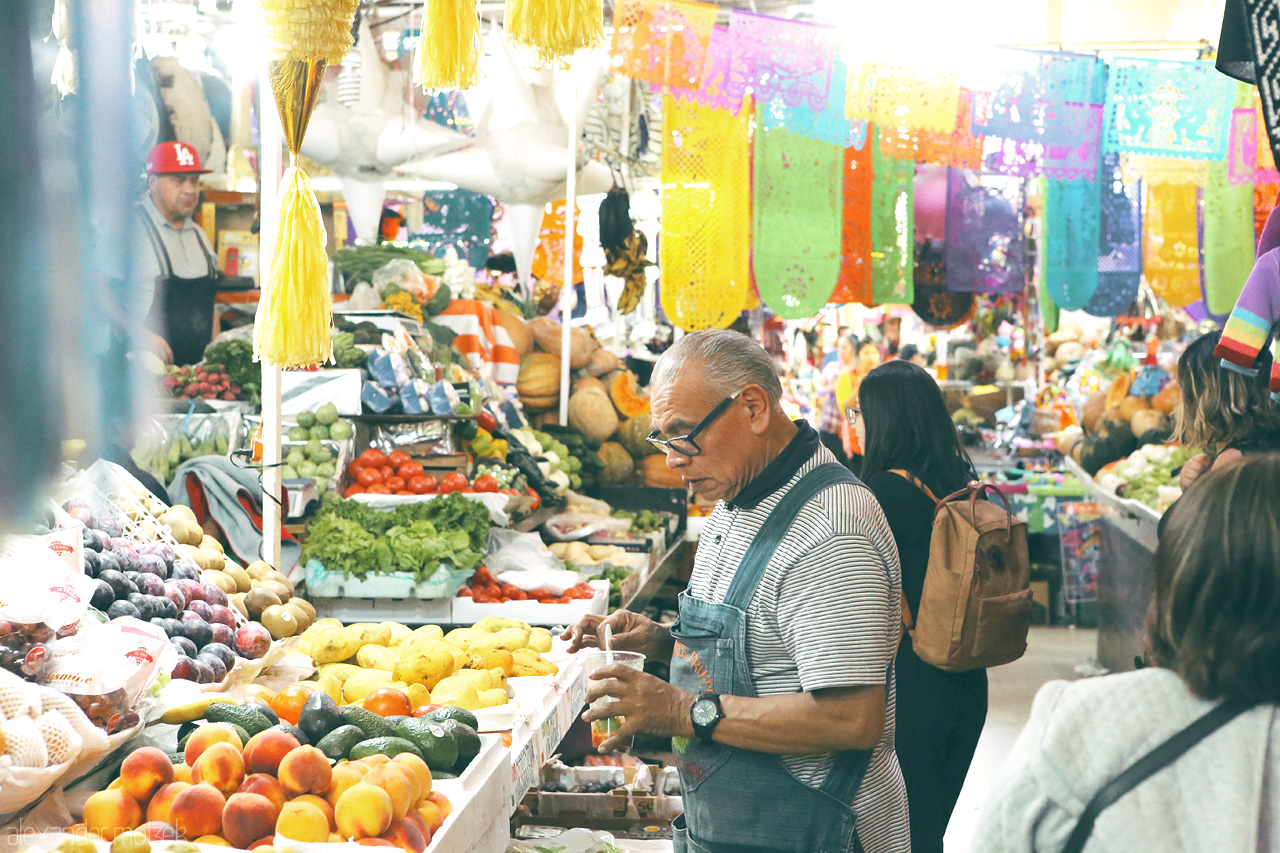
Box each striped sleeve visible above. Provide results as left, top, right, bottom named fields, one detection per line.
left=775, top=533, right=895, bottom=692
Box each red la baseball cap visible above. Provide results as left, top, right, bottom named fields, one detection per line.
left=146, top=141, right=212, bottom=176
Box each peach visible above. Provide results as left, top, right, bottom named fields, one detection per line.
left=169, top=782, right=226, bottom=840
left=191, top=741, right=245, bottom=797
left=83, top=789, right=143, bottom=840
left=222, top=792, right=280, bottom=850
left=346, top=759, right=371, bottom=775
left=119, top=747, right=175, bottom=804
left=360, top=754, right=391, bottom=769
left=184, top=724, right=244, bottom=767
left=275, top=800, right=330, bottom=843
left=365, top=765, right=416, bottom=820
left=193, top=836, right=230, bottom=847
left=136, top=821, right=182, bottom=841
left=356, top=840, right=397, bottom=848
left=413, top=799, right=445, bottom=836
left=146, top=781, right=191, bottom=825
left=242, top=728, right=299, bottom=776
left=107, top=778, right=124, bottom=790
left=237, top=774, right=286, bottom=814
left=402, top=813, right=431, bottom=847
left=335, top=783, right=394, bottom=839
left=379, top=818, right=427, bottom=853
left=326, top=763, right=366, bottom=809
left=173, top=763, right=193, bottom=784
left=328, top=832, right=344, bottom=843
left=278, top=746, right=332, bottom=796
left=290, top=794, right=336, bottom=831
left=62, top=824, right=89, bottom=838
left=391, top=754, right=432, bottom=797
left=424, top=790, right=451, bottom=818
left=247, top=836, right=276, bottom=850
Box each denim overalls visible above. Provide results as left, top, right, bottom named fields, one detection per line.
left=670, top=463, right=874, bottom=853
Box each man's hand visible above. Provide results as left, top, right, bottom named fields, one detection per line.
left=583, top=664, right=695, bottom=752
left=151, top=333, right=174, bottom=366
left=561, top=610, right=672, bottom=659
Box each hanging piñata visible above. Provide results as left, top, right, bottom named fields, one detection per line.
left=415, top=0, right=482, bottom=91
left=254, top=0, right=358, bottom=369
left=506, top=0, right=604, bottom=63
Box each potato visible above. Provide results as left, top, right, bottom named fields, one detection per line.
left=528, top=628, right=553, bottom=654
left=392, top=647, right=456, bottom=691
left=478, top=688, right=511, bottom=709
left=317, top=663, right=364, bottom=684
left=203, top=570, right=237, bottom=594
left=443, top=628, right=483, bottom=649
left=200, top=548, right=225, bottom=572
left=512, top=648, right=558, bottom=677
left=245, top=560, right=273, bottom=581
left=349, top=622, right=392, bottom=647
left=355, top=644, right=397, bottom=672
left=470, top=629, right=528, bottom=653
left=307, top=626, right=364, bottom=664
left=176, top=544, right=211, bottom=571
left=412, top=624, right=444, bottom=641
left=381, top=622, right=412, bottom=646
left=199, top=535, right=224, bottom=555
left=224, top=566, right=252, bottom=593
left=340, top=669, right=394, bottom=704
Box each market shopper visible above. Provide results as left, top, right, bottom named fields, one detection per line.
left=972, top=454, right=1280, bottom=852
left=564, top=329, right=909, bottom=853
left=854, top=360, right=985, bottom=853
left=131, top=141, right=220, bottom=366
left=812, top=333, right=855, bottom=467
left=837, top=338, right=882, bottom=464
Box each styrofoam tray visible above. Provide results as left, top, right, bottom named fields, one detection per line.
left=450, top=581, right=609, bottom=627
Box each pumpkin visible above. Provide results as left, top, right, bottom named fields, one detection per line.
left=642, top=454, right=686, bottom=489
left=617, top=413, right=660, bottom=457
left=1131, top=410, right=1170, bottom=440
left=1081, top=391, right=1108, bottom=433
left=584, top=348, right=622, bottom=377
left=1105, top=372, right=1132, bottom=410
left=528, top=317, right=599, bottom=368
left=517, top=352, right=561, bottom=397
left=609, top=371, right=649, bottom=418
left=495, top=309, right=534, bottom=355
left=1151, top=380, right=1180, bottom=415
left=597, top=441, right=634, bottom=484
left=574, top=375, right=608, bottom=396
left=567, top=388, right=619, bottom=442
left=1118, top=396, right=1150, bottom=423
left=521, top=394, right=559, bottom=411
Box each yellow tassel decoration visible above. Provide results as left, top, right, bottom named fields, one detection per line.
left=415, top=0, right=482, bottom=91
left=254, top=167, right=333, bottom=368
left=505, top=0, right=604, bottom=63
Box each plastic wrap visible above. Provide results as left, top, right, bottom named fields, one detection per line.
left=365, top=420, right=454, bottom=457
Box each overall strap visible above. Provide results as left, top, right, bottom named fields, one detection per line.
left=723, top=463, right=858, bottom=611
left=1062, top=699, right=1252, bottom=853
left=138, top=206, right=175, bottom=278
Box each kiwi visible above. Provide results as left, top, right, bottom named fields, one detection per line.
left=204, top=570, right=237, bottom=594
left=284, top=599, right=314, bottom=632
left=245, top=587, right=282, bottom=620
left=228, top=593, right=249, bottom=620
left=245, top=560, right=273, bottom=581
left=261, top=580, right=293, bottom=604
left=265, top=570, right=295, bottom=590
left=288, top=596, right=316, bottom=621
left=225, top=565, right=252, bottom=593
left=261, top=604, right=299, bottom=639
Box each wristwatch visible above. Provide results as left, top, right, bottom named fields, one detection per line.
left=690, top=693, right=725, bottom=743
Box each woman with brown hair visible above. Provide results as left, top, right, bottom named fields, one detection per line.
left=972, top=455, right=1280, bottom=852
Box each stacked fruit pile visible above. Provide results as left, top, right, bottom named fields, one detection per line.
left=163, top=364, right=243, bottom=402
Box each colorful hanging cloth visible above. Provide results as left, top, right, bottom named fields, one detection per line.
left=659, top=95, right=752, bottom=330
left=1043, top=176, right=1101, bottom=310
left=878, top=90, right=985, bottom=170
left=1118, top=153, right=1210, bottom=187
left=1102, top=58, right=1234, bottom=160
left=846, top=62, right=960, bottom=136
left=609, top=0, right=719, bottom=90
left=751, top=111, right=843, bottom=319
left=972, top=51, right=1102, bottom=148
left=1258, top=183, right=1280, bottom=237
left=870, top=126, right=915, bottom=305
left=913, top=241, right=974, bottom=328
left=761, top=60, right=866, bottom=148
left=943, top=169, right=1026, bottom=293
left=669, top=25, right=742, bottom=114
left=724, top=11, right=837, bottom=111
left=1203, top=161, right=1258, bottom=316
left=1143, top=182, right=1202, bottom=307
left=531, top=200, right=584, bottom=287
left=1238, top=0, right=1280, bottom=170
left=830, top=138, right=873, bottom=305
left=415, top=189, right=493, bottom=270
left=1086, top=153, right=1143, bottom=317
left=1227, top=89, right=1280, bottom=186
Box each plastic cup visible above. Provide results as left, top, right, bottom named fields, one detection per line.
left=583, top=650, right=645, bottom=750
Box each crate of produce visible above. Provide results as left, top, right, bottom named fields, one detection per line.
left=305, top=559, right=472, bottom=600
left=452, top=580, right=610, bottom=626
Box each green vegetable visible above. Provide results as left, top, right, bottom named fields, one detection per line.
left=332, top=245, right=446, bottom=285
left=385, top=520, right=483, bottom=579
left=202, top=339, right=261, bottom=405
left=301, top=516, right=392, bottom=579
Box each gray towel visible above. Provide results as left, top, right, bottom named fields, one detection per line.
left=167, top=456, right=301, bottom=572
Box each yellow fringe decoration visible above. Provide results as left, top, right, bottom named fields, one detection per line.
left=258, top=0, right=359, bottom=63
left=254, top=167, right=334, bottom=368
left=505, top=0, right=604, bottom=63
left=415, top=0, right=482, bottom=91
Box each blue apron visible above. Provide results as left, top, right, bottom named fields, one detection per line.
left=670, top=463, right=875, bottom=853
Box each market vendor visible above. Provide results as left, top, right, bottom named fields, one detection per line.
left=565, top=329, right=909, bottom=853
left=133, top=141, right=219, bottom=366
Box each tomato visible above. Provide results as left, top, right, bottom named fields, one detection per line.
left=387, top=450, right=412, bottom=468
left=380, top=465, right=395, bottom=481
left=472, top=567, right=493, bottom=586
left=472, top=594, right=494, bottom=603
left=348, top=460, right=366, bottom=478
left=386, top=476, right=406, bottom=491
left=472, top=474, right=499, bottom=493
left=541, top=596, right=570, bottom=604
left=408, top=475, right=434, bottom=495
left=526, top=488, right=541, bottom=510
left=568, top=586, right=596, bottom=600
left=499, top=584, right=521, bottom=598
left=456, top=587, right=473, bottom=597
left=509, top=589, right=528, bottom=601
left=411, top=703, right=443, bottom=718
left=366, top=484, right=392, bottom=494
left=500, top=488, right=521, bottom=496
left=397, top=462, right=424, bottom=480
left=360, top=449, right=387, bottom=467
left=439, top=472, right=468, bottom=493
left=343, top=485, right=367, bottom=498
left=357, top=468, right=383, bottom=487
left=270, top=683, right=317, bottom=726
left=484, top=583, right=502, bottom=598
left=395, top=490, right=414, bottom=495
left=526, top=588, right=551, bottom=601
left=476, top=409, right=498, bottom=432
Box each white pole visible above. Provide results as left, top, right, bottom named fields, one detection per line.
left=259, top=65, right=284, bottom=570
left=558, top=69, right=577, bottom=426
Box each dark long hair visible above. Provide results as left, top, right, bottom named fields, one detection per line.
left=1147, top=454, right=1280, bottom=702
left=858, top=361, right=976, bottom=498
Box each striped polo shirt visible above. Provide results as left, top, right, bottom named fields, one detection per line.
left=685, top=421, right=910, bottom=853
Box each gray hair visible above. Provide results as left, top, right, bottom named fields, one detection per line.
left=651, top=329, right=783, bottom=405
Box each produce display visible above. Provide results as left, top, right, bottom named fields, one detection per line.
left=1061, top=368, right=1180, bottom=475
left=201, top=340, right=262, bottom=406
left=339, top=449, right=509, bottom=499
left=455, top=566, right=599, bottom=605
left=1094, top=444, right=1196, bottom=514
left=163, top=365, right=244, bottom=403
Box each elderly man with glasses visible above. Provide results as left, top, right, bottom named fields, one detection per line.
left=564, top=330, right=910, bottom=853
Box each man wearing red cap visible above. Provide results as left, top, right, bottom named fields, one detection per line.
left=134, top=141, right=220, bottom=365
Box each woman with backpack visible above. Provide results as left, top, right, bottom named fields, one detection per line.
left=973, top=454, right=1280, bottom=852
left=853, top=360, right=987, bottom=853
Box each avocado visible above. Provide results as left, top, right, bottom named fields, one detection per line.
left=244, top=703, right=280, bottom=726
left=348, top=737, right=424, bottom=762
left=431, top=770, right=459, bottom=780
left=437, top=720, right=481, bottom=772
left=206, top=703, right=273, bottom=737
left=315, top=725, right=367, bottom=761
left=270, top=722, right=309, bottom=745
left=167, top=751, right=186, bottom=765
left=339, top=706, right=398, bottom=740
left=176, top=720, right=200, bottom=744
left=423, top=706, right=480, bottom=732
left=395, top=718, right=458, bottom=772
left=227, top=724, right=252, bottom=746
left=298, top=692, right=342, bottom=743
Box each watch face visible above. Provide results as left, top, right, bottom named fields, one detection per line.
left=691, top=699, right=717, bottom=726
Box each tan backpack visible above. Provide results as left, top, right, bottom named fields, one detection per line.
left=891, top=472, right=1032, bottom=672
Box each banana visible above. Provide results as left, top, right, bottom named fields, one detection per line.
left=158, top=694, right=238, bottom=725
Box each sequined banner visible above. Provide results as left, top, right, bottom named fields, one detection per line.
left=752, top=111, right=842, bottom=319
left=943, top=169, right=1026, bottom=293
left=1044, top=176, right=1100, bottom=310
left=724, top=11, right=837, bottom=112
left=610, top=0, right=719, bottom=90
left=1103, top=58, right=1233, bottom=160
left=670, top=25, right=742, bottom=114
left=972, top=51, right=1102, bottom=148
left=761, top=60, right=866, bottom=148
left=870, top=126, right=915, bottom=305
left=846, top=62, right=960, bottom=136
left=1143, top=181, right=1202, bottom=307
left=659, top=95, right=753, bottom=330
left=830, top=138, right=873, bottom=304
left=1085, top=154, right=1142, bottom=317
left=1203, top=161, right=1258, bottom=315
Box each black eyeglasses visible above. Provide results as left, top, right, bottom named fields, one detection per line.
left=844, top=406, right=861, bottom=425
left=647, top=392, right=740, bottom=457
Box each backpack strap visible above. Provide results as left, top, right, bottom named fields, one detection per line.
left=1061, top=699, right=1252, bottom=853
